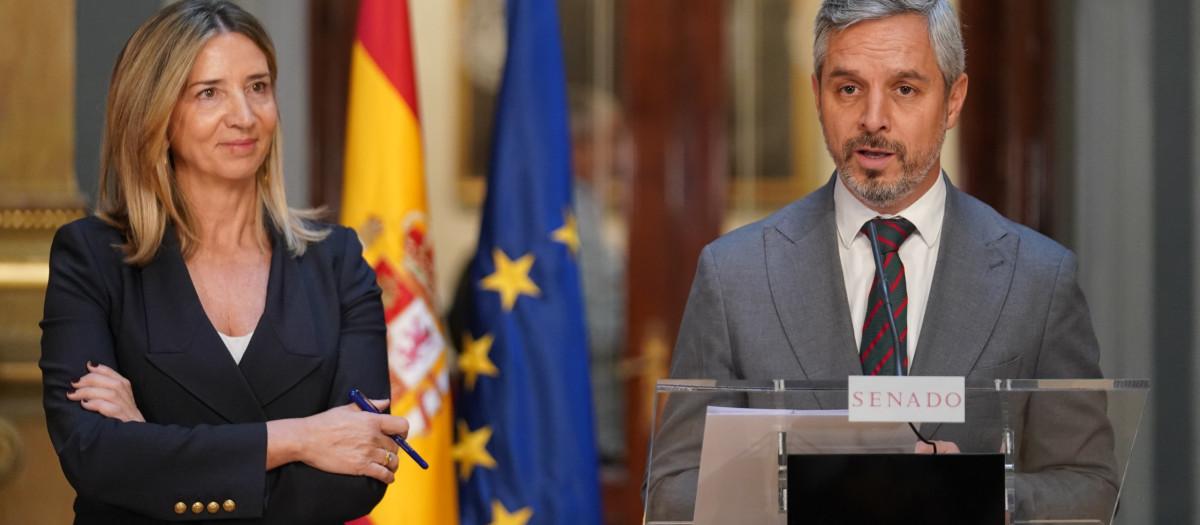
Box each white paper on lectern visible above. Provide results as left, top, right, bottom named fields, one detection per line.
left=693, top=407, right=917, bottom=525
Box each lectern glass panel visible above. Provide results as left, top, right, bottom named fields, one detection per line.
left=642, top=379, right=1149, bottom=525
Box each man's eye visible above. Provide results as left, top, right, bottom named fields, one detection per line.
left=840, top=86, right=857, bottom=95
left=898, top=86, right=915, bottom=95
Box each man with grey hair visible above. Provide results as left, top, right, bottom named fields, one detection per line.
left=646, top=0, right=1116, bottom=521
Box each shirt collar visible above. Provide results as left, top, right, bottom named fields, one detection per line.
left=833, top=171, right=947, bottom=249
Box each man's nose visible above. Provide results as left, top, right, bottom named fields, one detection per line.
left=859, top=91, right=890, bottom=134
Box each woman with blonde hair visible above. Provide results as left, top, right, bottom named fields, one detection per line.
left=40, top=1, right=406, bottom=522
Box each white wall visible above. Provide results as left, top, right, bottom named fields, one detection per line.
left=1071, top=1, right=1167, bottom=523
left=410, top=0, right=484, bottom=311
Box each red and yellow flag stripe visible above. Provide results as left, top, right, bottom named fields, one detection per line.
left=342, top=1, right=457, bottom=524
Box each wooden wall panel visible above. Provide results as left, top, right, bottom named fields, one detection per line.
left=617, top=1, right=727, bottom=522
left=957, top=0, right=1055, bottom=232
left=307, top=0, right=360, bottom=214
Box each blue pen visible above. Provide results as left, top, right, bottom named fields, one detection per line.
left=348, top=389, right=429, bottom=470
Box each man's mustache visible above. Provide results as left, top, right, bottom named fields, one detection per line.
left=842, top=133, right=908, bottom=164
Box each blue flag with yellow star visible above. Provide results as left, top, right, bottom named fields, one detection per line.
left=454, top=0, right=602, bottom=524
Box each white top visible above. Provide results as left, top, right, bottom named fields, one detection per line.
left=833, top=173, right=946, bottom=368
left=218, top=331, right=254, bottom=364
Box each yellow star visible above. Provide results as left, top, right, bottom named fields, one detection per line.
left=479, top=248, right=540, bottom=311
left=458, top=332, right=499, bottom=391
left=489, top=500, right=533, bottom=525
left=453, top=420, right=497, bottom=480
left=551, top=209, right=580, bottom=257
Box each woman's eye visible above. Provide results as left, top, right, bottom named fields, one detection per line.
left=199, top=88, right=215, bottom=98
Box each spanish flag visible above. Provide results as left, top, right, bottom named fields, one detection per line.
left=341, top=1, right=458, bottom=523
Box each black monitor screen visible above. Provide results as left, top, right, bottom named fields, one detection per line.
left=787, top=453, right=1004, bottom=525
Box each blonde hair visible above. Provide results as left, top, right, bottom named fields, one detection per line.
left=98, top=0, right=327, bottom=265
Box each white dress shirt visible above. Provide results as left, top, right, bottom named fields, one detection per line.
left=834, top=173, right=946, bottom=368
left=218, top=331, right=254, bottom=364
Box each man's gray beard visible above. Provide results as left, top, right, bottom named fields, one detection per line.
left=828, top=126, right=946, bottom=210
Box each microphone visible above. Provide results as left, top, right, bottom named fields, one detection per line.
left=865, top=220, right=905, bottom=376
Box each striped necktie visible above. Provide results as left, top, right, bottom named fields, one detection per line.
left=859, top=217, right=917, bottom=375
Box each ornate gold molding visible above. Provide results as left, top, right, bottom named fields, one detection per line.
left=0, top=262, right=49, bottom=288
left=0, top=208, right=84, bottom=231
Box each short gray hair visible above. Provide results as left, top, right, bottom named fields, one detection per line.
left=813, top=0, right=965, bottom=94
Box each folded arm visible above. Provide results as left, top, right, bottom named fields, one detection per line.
left=40, top=222, right=402, bottom=521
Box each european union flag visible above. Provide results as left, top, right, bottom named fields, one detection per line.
left=454, top=0, right=602, bottom=524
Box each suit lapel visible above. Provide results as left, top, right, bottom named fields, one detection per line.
left=909, top=180, right=1018, bottom=377
left=142, top=229, right=266, bottom=423
left=237, top=236, right=321, bottom=408
left=766, top=178, right=861, bottom=383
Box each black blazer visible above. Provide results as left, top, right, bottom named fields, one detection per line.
left=40, top=216, right=390, bottom=524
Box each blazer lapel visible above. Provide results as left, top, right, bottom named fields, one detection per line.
left=237, top=233, right=321, bottom=408
left=765, top=178, right=861, bottom=383
left=142, top=229, right=266, bottom=423
left=909, top=180, right=1018, bottom=377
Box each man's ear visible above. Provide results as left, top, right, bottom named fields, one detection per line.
left=945, top=73, right=968, bottom=130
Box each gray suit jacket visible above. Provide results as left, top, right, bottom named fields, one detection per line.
left=646, top=175, right=1117, bottom=522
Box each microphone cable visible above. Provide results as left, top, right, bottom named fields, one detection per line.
left=909, top=422, right=938, bottom=454
left=865, top=221, right=906, bottom=377
left=868, top=221, right=938, bottom=454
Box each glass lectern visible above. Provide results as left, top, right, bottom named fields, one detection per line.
left=643, top=379, right=1149, bottom=525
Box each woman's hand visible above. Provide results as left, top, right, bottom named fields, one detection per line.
left=266, top=399, right=409, bottom=484
left=66, top=362, right=145, bottom=423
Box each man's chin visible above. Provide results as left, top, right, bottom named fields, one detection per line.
left=840, top=170, right=916, bottom=210
left=856, top=192, right=906, bottom=211
left=841, top=169, right=903, bottom=192
left=862, top=168, right=885, bottom=180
